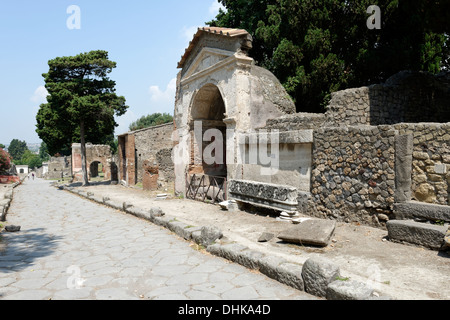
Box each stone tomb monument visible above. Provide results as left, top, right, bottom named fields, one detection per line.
left=173, top=27, right=314, bottom=212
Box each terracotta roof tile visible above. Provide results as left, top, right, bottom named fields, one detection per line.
left=177, top=27, right=250, bottom=69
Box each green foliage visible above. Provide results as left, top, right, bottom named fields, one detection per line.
left=0, top=144, right=5, bottom=149
left=209, top=0, right=450, bottom=113
left=8, top=139, right=28, bottom=163
left=38, top=141, right=50, bottom=162
left=15, top=150, right=42, bottom=169
left=129, top=113, right=173, bottom=132
left=36, top=50, right=129, bottom=156
left=111, top=136, right=119, bottom=155
left=0, top=148, right=12, bottom=173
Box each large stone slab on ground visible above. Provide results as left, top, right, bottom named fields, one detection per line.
left=301, top=257, right=340, bottom=298
left=387, top=220, right=447, bottom=250
left=393, top=201, right=450, bottom=222
left=277, top=219, right=336, bottom=247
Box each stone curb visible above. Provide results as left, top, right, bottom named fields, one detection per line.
left=0, top=179, right=24, bottom=222
left=61, top=185, right=393, bottom=300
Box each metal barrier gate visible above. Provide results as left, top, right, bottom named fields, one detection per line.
left=186, top=174, right=227, bottom=203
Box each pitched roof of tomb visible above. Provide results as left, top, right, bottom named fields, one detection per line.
left=177, top=27, right=252, bottom=69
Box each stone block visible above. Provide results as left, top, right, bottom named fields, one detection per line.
left=205, top=243, right=222, bottom=256
left=126, top=207, right=152, bottom=221
left=122, top=202, right=133, bottom=211
left=236, top=249, right=265, bottom=270
left=152, top=215, right=172, bottom=228
left=258, top=255, right=288, bottom=279
left=275, top=262, right=304, bottom=291
left=4, top=190, right=13, bottom=199
left=434, top=164, right=447, bottom=174
left=0, top=199, right=11, bottom=221
left=444, top=228, right=450, bottom=250
left=91, top=196, right=104, bottom=204
left=5, top=225, right=21, bottom=232
left=258, top=232, right=274, bottom=242
left=167, top=220, right=189, bottom=237
left=228, top=179, right=298, bottom=213
left=206, top=243, right=248, bottom=262
left=104, top=200, right=123, bottom=211
left=326, top=280, right=374, bottom=300
left=393, top=201, right=450, bottom=222
left=149, top=207, right=165, bottom=219
left=387, top=220, right=447, bottom=250
left=414, top=183, right=436, bottom=203
left=181, top=226, right=202, bottom=241
left=301, top=257, right=341, bottom=298
left=394, top=134, right=412, bottom=202
left=191, top=230, right=202, bottom=245
left=277, top=219, right=336, bottom=247
left=198, top=226, right=223, bottom=247
left=0, top=199, right=10, bottom=208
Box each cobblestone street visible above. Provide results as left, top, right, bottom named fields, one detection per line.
left=0, top=178, right=317, bottom=300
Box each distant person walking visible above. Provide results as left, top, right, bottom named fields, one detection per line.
left=32, top=173, right=35, bottom=180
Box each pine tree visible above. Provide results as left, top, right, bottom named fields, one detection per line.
left=36, top=50, right=128, bottom=186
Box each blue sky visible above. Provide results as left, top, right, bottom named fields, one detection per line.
left=0, top=0, right=225, bottom=145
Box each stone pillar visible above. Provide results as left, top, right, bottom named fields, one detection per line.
left=394, top=134, right=413, bottom=203
left=143, top=160, right=159, bottom=191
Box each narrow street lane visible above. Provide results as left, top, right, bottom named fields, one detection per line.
left=0, top=178, right=316, bottom=300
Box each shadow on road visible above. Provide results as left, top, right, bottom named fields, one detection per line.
left=0, top=228, right=63, bottom=273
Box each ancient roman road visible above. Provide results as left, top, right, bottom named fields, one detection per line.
left=0, top=178, right=316, bottom=300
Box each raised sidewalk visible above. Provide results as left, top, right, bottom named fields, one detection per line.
left=58, top=181, right=450, bottom=300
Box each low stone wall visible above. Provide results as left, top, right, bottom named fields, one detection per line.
left=326, top=71, right=450, bottom=126
left=395, top=123, right=450, bottom=205
left=259, top=71, right=450, bottom=228
left=264, top=113, right=327, bottom=131
left=310, top=125, right=396, bottom=227
left=0, top=176, right=20, bottom=184
left=47, top=156, right=71, bottom=180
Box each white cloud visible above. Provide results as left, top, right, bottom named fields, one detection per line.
left=181, top=25, right=200, bottom=45
left=115, top=78, right=177, bottom=136
left=149, top=78, right=177, bottom=112
left=179, top=1, right=227, bottom=55
left=115, top=109, right=136, bottom=135
left=30, top=86, right=48, bottom=104
left=209, top=0, right=226, bottom=17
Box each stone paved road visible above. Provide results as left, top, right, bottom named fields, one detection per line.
left=0, top=179, right=317, bottom=300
